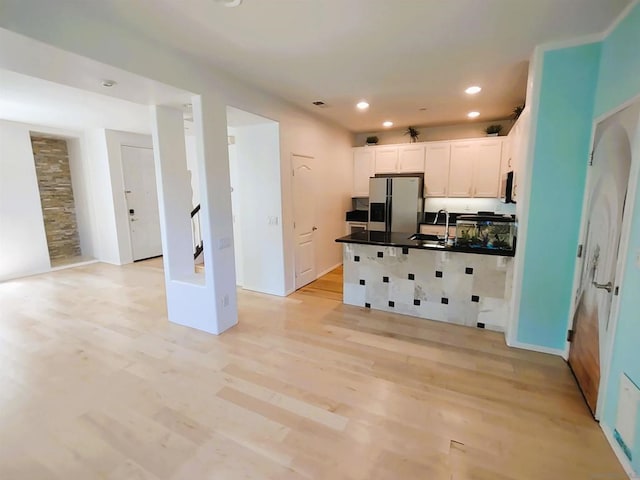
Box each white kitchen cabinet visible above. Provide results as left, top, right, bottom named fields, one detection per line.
left=500, top=138, right=511, bottom=176
left=352, top=148, right=375, bottom=196
left=374, top=147, right=399, bottom=173
left=423, top=143, right=450, bottom=197
left=472, top=140, right=502, bottom=197
left=448, top=142, right=475, bottom=197
left=398, top=144, right=425, bottom=173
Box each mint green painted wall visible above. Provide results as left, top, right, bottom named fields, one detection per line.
left=517, top=44, right=601, bottom=349
left=596, top=3, right=640, bottom=473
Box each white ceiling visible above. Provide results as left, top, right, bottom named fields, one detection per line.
left=0, top=69, right=153, bottom=134
left=57, top=0, right=631, bottom=133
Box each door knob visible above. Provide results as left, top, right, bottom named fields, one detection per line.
left=312, top=226, right=318, bottom=231
left=592, top=281, right=612, bottom=293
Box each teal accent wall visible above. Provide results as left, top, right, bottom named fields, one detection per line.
left=595, top=3, right=640, bottom=474
left=517, top=44, right=601, bottom=349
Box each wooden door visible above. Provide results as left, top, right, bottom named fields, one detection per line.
left=353, top=148, right=374, bottom=196
left=424, top=143, right=450, bottom=197
left=122, top=146, right=163, bottom=261
left=568, top=107, right=634, bottom=415
left=473, top=140, right=502, bottom=197
left=374, top=147, right=398, bottom=173
left=292, top=154, right=317, bottom=289
left=448, top=142, right=474, bottom=197
left=398, top=144, right=425, bottom=172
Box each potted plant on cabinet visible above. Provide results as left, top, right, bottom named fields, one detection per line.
left=404, top=126, right=420, bottom=143
left=365, top=136, right=379, bottom=146
left=484, top=124, right=503, bottom=137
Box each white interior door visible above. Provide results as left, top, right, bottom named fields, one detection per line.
left=292, top=154, right=316, bottom=289
left=122, top=146, right=163, bottom=261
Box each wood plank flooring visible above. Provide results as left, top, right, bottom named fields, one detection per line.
left=0, top=259, right=625, bottom=479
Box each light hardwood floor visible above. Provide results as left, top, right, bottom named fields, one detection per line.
left=0, top=259, right=626, bottom=480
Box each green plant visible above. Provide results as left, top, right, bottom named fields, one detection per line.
left=404, top=126, right=420, bottom=142
left=485, top=124, right=503, bottom=135
left=365, top=135, right=379, bottom=145
left=512, top=104, right=524, bottom=120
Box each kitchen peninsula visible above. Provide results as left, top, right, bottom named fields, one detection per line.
left=335, top=229, right=515, bottom=331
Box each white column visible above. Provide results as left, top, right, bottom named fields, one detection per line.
left=192, top=94, right=238, bottom=333
left=150, top=104, right=237, bottom=335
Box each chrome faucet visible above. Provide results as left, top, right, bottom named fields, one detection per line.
left=433, top=209, right=450, bottom=244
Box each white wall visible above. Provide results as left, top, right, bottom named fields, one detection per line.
left=0, top=17, right=355, bottom=295
left=184, top=134, right=199, bottom=208
left=0, top=120, right=111, bottom=281
left=354, top=119, right=514, bottom=146
left=0, top=120, right=50, bottom=280
left=424, top=197, right=517, bottom=215
left=234, top=122, right=284, bottom=295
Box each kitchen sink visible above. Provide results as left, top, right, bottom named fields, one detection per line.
left=408, top=233, right=446, bottom=248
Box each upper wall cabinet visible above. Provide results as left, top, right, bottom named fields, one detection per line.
left=424, top=143, right=450, bottom=197
left=352, top=147, right=375, bottom=196
left=449, top=142, right=475, bottom=197
left=354, top=136, right=505, bottom=198
left=472, top=140, right=502, bottom=197
left=398, top=144, right=426, bottom=172
left=374, top=147, right=399, bottom=173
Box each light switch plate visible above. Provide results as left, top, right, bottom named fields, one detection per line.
left=636, top=248, right=640, bottom=269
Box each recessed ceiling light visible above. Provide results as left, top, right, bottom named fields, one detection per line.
left=214, top=0, right=242, bottom=6
left=101, top=79, right=117, bottom=87
left=312, top=100, right=326, bottom=106
left=382, top=121, right=393, bottom=128
left=465, top=86, right=482, bottom=95
left=356, top=101, right=369, bottom=110
left=467, top=111, right=480, bottom=118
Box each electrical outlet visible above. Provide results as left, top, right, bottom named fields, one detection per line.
left=223, top=294, right=229, bottom=307
left=268, top=216, right=279, bottom=226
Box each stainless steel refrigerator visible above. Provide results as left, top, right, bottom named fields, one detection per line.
left=368, top=176, right=423, bottom=233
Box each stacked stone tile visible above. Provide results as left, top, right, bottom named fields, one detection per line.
left=31, top=136, right=81, bottom=261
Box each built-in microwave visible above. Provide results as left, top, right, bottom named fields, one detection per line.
left=500, top=171, right=515, bottom=203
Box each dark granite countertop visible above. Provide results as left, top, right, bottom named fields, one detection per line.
left=335, top=230, right=515, bottom=257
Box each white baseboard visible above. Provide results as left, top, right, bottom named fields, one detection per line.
left=506, top=339, right=565, bottom=357
left=602, top=424, right=636, bottom=479
left=316, top=262, right=342, bottom=279
left=50, top=259, right=99, bottom=272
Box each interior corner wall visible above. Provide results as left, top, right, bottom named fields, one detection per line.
left=516, top=42, right=601, bottom=350
left=0, top=120, right=50, bottom=280
left=66, top=136, right=96, bottom=258
left=595, top=3, right=640, bottom=473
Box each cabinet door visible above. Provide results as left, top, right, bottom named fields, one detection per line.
left=449, top=142, right=474, bottom=197
left=473, top=140, right=502, bottom=197
left=398, top=144, right=425, bottom=173
left=374, top=147, right=399, bottom=173
left=424, top=143, right=450, bottom=197
left=353, top=148, right=374, bottom=196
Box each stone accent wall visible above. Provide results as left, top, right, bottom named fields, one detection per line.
left=342, top=243, right=514, bottom=331
left=31, top=136, right=81, bottom=261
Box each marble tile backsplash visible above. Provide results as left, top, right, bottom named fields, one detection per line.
left=342, top=244, right=514, bottom=331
